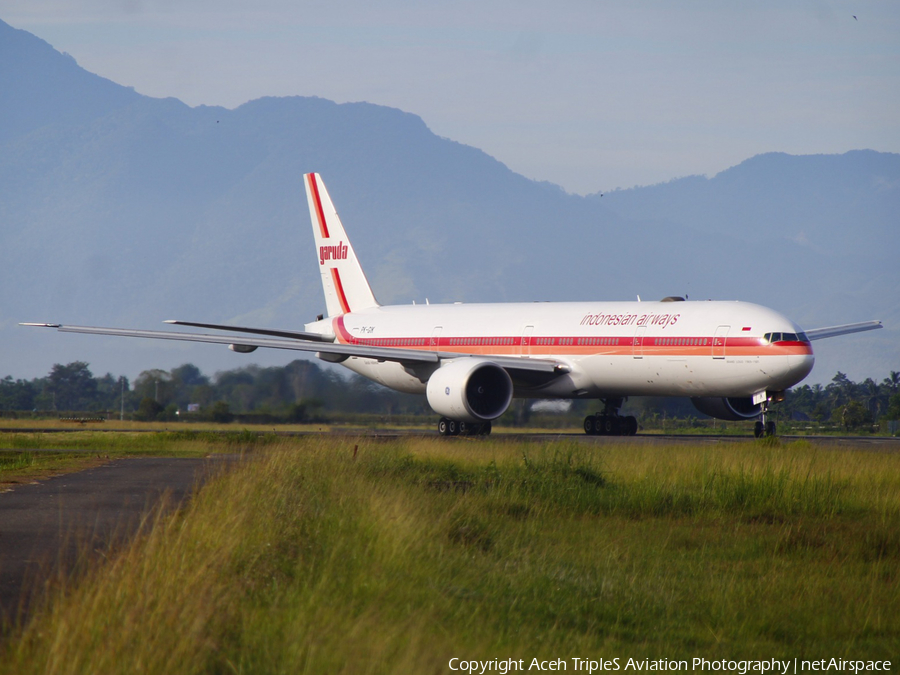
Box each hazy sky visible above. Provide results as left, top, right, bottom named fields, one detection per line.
left=6, top=1, right=900, bottom=194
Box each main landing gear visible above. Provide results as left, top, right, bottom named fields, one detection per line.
left=438, top=418, right=492, bottom=437
left=583, top=398, right=638, bottom=436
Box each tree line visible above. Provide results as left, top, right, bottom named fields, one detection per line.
left=1, top=360, right=898, bottom=429
left=0, top=360, right=429, bottom=423
left=780, top=371, right=900, bottom=429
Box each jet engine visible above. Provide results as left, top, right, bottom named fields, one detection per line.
left=426, top=359, right=513, bottom=423
left=691, top=396, right=761, bottom=421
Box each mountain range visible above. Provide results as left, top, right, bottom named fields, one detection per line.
left=1, top=18, right=896, bottom=385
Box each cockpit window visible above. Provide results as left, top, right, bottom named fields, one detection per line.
left=764, top=332, right=810, bottom=344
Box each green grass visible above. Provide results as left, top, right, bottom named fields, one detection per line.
left=0, top=429, right=279, bottom=483
left=2, top=437, right=898, bottom=673
left=0, top=428, right=280, bottom=452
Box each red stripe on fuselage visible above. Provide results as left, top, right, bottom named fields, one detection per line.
left=306, top=174, right=330, bottom=239
left=323, top=325, right=813, bottom=357
left=333, top=315, right=354, bottom=343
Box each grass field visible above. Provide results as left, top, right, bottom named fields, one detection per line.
left=0, top=429, right=271, bottom=484
left=1, top=434, right=898, bottom=673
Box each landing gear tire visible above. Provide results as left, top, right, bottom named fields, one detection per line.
left=438, top=417, right=461, bottom=436
left=624, top=416, right=638, bottom=436
left=583, top=412, right=638, bottom=437
left=753, top=419, right=777, bottom=439
left=439, top=418, right=492, bottom=437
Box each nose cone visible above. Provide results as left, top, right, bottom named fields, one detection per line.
left=768, top=347, right=815, bottom=391
left=788, top=352, right=815, bottom=385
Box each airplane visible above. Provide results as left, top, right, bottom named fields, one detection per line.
left=24, top=173, right=882, bottom=438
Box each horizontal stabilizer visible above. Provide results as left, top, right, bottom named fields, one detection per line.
left=805, top=321, right=882, bottom=341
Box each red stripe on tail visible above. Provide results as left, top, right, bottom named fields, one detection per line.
left=306, top=174, right=330, bottom=239
left=331, top=268, right=351, bottom=314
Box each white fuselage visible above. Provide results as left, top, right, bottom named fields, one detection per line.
left=306, top=299, right=815, bottom=400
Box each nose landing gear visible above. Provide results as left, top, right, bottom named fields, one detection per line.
left=754, top=420, right=777, bottom=438
left=753, top=391, right=784, bottom=438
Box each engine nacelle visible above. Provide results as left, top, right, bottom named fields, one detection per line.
left=691, top=396, right=761, bottom=421
left=426, top=358, right=513, bottom=423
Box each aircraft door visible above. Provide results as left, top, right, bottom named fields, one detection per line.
left=430, top=326, right=442, bottom=351
left=520, top=325, right=534, bottom=356
left=713, top=325, right=729, bottom=359
left=633, top=326, right=646, bottom=359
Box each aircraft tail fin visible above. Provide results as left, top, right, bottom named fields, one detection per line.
left=304, top=173, right=379, bottom=316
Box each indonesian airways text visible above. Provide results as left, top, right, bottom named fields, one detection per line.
left=580, top=312, right=680, bottom=329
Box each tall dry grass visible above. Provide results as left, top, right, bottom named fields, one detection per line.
left=2, top=436, right=898, bottom=673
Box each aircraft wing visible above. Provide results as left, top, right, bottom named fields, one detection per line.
left=21, top=323, right=570, bottom=376
left=162, top=320, right=333, bottom=342
left=805, top=321, right=882, bottom=341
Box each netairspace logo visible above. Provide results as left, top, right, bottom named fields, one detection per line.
left=447, top=658, right=893, bottom=675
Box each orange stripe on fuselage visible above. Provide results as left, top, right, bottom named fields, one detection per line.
left=324, top=325, right=814, bottom=358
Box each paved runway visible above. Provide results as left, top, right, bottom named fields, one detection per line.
left=0, top=455, right=234, bottom=632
